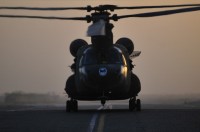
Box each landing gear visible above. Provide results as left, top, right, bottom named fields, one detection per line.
left=66, top=99, right=78, bottom=112
left=101, top=99, right=106, bottom=106
left=129, top=98, right=135, bottom=111
left=129, top=97, right=141, bottom=111
left=136, top=99, right=141, bottom=111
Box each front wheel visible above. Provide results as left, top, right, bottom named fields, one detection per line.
left=66, top=100, right=71, bottom=112
left=136, top=99, right=141, bottom=111
left=66, top=100, right=78, bottom=112
left=129, top=98, right=136, bottom=111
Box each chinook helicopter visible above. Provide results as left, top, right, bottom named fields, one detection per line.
left=1, top=4, right=200, bottom=112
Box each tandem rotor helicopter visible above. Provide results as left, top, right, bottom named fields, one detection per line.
left=1, top=4, right=200, bottom=112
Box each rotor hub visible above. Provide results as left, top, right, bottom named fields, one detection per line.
left=86, top=5, right=117, bottom=12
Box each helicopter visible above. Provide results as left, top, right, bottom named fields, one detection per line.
left=1, top=4, right=200, bottom=112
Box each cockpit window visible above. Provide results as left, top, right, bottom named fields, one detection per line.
left=83, top=49, right=98, bottom=65
left=80, top=47, right=126, bottom=65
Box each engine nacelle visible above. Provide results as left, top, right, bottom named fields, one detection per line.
left=115, top=37, right=134, bottom=55
left=70, top=39, right=88, bottom=57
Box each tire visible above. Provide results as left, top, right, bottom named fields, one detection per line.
left=66, top=100, right=78, bottom=112
left=73, top=100, right=78, bottom=112
left=129, top=98, right=135, bottom=111
left=66, top=100, right=71, bottom=112
left=136, top=99, right=141, bottom=111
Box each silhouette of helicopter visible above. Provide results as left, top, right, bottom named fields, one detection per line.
left=1, top=4, right=200, bottom=112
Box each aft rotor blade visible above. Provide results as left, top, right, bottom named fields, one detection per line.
left=116, top=4, right=200, bottom=10
left=117, top=6, right=200, bottom=19
left=129, top=51, right=141, bottom=59
left=0, top=15, right=86, bottom=20
left=0, top=6, right=86, bottom=11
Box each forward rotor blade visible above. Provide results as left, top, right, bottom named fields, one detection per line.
left=1, top=4, right=200, bottom=11
left=117, top=6, right=200, bottom=19
left=0, top=6, right=86, bottom=11
left=0, top=14, right=86, bottom=20
left=116, top=4, right=200, bottom=10
left=129, top=51, right=141, bottom=59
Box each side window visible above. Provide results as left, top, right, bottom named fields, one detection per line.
left=106, top=48, right=124, bottom=64
left=83, top=49, right=98, bottom=65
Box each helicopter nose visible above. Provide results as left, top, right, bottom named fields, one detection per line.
left=81, top=65, right=125, bottom=88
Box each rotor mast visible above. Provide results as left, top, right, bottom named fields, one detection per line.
left=87, top=6, right=115, bottom=50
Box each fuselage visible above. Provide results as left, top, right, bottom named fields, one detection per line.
left=74, top=45, right=132, bottom=100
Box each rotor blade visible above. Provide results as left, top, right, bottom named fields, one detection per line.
left=0, top=6, right=86, bottom=11
left=0, top=14, right=86, bottom=20
left=129, top=51, right=141, bottom=59
left=1, top=4, right=200, bottom=12
left=116, top=4, right=200, bottom=10
left=117, top=6, right=200, bottom=19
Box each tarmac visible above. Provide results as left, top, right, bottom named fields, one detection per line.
left=0, top=103, right=200, bottom=132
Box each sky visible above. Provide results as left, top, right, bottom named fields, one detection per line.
left=0, top=0, right=200, bottom=96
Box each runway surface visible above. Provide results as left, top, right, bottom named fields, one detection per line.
left=0, top=103, right=200, bottom=132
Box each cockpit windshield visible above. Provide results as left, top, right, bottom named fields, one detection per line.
left=80, top=47, right=126, bottom=66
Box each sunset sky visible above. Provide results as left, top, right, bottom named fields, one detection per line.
left=0, top=0, right=200, bottom=96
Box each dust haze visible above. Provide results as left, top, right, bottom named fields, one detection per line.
left=0, top=0, right=200, bottom=103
